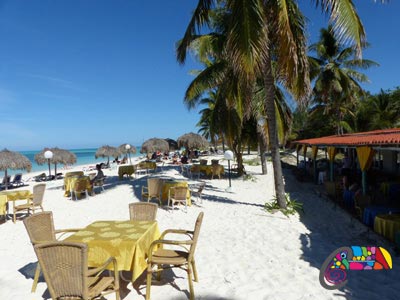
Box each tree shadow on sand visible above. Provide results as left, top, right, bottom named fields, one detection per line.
left=283, top=168, right=400, bottom=300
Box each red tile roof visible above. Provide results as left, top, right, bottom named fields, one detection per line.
left=294, top=128, right=400, bottom=147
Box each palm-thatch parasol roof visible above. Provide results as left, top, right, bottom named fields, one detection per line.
left=177, top=132, right=209, bottom=150
left=118, top=144, right=137, bottom=155
left=0, top=149, right=32, bottom=190
left=95, top=145, right=119, bottom=165
left=35, top=147, right=77, bottom=176
left=164, top=138, right=179, bottom=151
left=140, top=138, right=169, bottom=154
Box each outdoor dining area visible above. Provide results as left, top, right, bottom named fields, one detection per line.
left=293, top=128, right=400, bottom=246
left=22, top=206, right=204, bottom=300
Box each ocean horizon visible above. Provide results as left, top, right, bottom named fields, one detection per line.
left=3, top=147, right=142, bottom=177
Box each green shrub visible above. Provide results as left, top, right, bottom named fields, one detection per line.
left=264, top=193, right=304, bottom=216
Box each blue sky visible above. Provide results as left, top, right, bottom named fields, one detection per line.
left=0, top=1, right=398, bottom=151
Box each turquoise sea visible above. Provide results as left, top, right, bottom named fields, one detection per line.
left=4, top=147, right=142, bottom=176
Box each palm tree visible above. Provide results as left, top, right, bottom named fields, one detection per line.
left=309, top=26, right=379, bottom=134
left=178, top=0, right=369, bottom=208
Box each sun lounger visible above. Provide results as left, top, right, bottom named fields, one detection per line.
left=33, top=173, right=47, bottom=182
left=10, top=173, right=25, bottom=188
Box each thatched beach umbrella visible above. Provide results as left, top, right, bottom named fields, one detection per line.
left=177, top=132, right=209, bottom=150
left=165, top=138, right=179, bottom=151
left=0, top=149, right=32, bottom=190
left=35, top=147, right=77, bottom=176
left=95, top=145, right=119, bottom=165
left=140, top=138, right=169, bottom=154
left=118, top=143, right=137, bottom=164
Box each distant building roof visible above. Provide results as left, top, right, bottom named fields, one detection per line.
left=293, top=128, right=400, bottom=148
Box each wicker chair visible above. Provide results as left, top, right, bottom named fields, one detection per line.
left=13, top=183, right=46, bottom=223
left=189, top=182, right=206, bottom=204
left=34, top=241, right=120, bottom=300
left=190, top=165, right=201, bottom=180
left=146, top=212, right=204, bottom=300
left=141, top=178, right=162, bottom=205
left=93, top=176, right=106, bottom=193
left=129, top=203, right=158, bottom=221
left=23, top=211, right=82, bottom=293
left=168, top=186, right=189, bottom=213
left=211, top=164, right=223, bottom=179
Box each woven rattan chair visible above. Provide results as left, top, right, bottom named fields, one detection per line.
left=190, top=165, right=201, bottom=180
left=129, top=202, right=158, bottom=221
left=189, top=182, right=206, bottom=204
left=211, top=164, right=223, bottom=179
left=168, top=186, right=189, bottom=212
left=23, top=211, right=83, bottom=293
left=141, top=178, right=162, bottom=205
left=146, top=212, right=204, bottom=300
left=93, top=176, right=106, bottom=193
left=13, top=183, right=46, bottom=223
left=34, top=241, right=120, bottom=300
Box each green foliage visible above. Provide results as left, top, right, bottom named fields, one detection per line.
left=243, top=157, right=260, bottom=166
left=242, top=174, right=257, bottom=182
left=264, top=193, right=304, bottom=217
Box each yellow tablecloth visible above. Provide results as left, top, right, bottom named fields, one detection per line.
left=161, top=180, right=191, bottom=205
left=137, top=161, right=156, bottom=172
left=64, top=176, right=92, bottom=197
left=65, top=220, right=160, bottom=282
left=374, top=214, right=400, bottom=242
left=0, top=189, right=33, bottom=217
left=118, top=165, right=136, bottom=180
left=198, top=164, right=225, bottom=176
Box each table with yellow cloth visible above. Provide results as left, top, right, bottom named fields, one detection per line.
left=63, top=175, right=92, bottom=197
left=0, top=189, right=33, bottom=218
left=138, top=161, right=156, bottom=173
left=374, top=214, right=400, bottom=242
left=160, top=180, right=191, bottom=205
left=118, top=165, right=136, bottom=180
left=198, top=164, right=225, bottom=177
left=64, top=220, right=160, bottom=282
left=64, top=171, right=84, bottom=188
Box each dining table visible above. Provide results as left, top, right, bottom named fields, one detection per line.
left=362, top=205, right=400, bottom=227
left=0, top=189, right=33, bottom=220
left=63, top=175, right=92, bottom=198
left=118, top=165, right=136, bottom=180
left=64, top=220, right=160, bottom=282
left=160, top=180, right=191, bottom=205
left=198, top=164, right=225, bottom=177
left=374, top=214, right=400, bottom=242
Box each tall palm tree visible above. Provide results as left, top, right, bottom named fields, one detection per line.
left=178, top=0, right=370, bottom=208
left=309, top=26, right=379, bottom=134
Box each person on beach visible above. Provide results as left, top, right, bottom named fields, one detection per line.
left=90, top=164, right=104, bottom=185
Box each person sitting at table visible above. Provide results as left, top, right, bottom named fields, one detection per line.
left=180, top=155, right=188, bottom=164
left=90, top=164, right=104, bottom=186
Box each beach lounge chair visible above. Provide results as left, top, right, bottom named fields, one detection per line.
left=129, top=203, right=158, bottom=221
left=0, top=175, right=11, bottom=189
left=146, top=212, right=204, bottom=300
left=33, top=173, right=46, bottom=182
left=141, top=178, right=162, bottom=205
left=34, top=241, right=120, bottom=300
left=10, top=173, right=24, bottom=188
left=168, top=186, right=189, bottom=212
left=13, top=183, right=46, bottom=223
left=23, top=211, right=83, bottom=293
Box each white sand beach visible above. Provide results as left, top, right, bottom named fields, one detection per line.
left=1, top=154, right=399, bottom=300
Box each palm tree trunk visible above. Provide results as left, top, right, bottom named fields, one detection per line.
left=258, top=130, right=267, bottom=174
left=263, top=54, right=287, bottom=209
